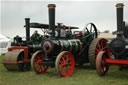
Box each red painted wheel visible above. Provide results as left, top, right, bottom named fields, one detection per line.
left=89, top=38, right=109, bottom=68
left=95, top=39, right=108, bottom=56
left=55, top=51, right=75, bottom=77
left=31, top=51, right=48, bottom=74
left=96, top=51, right=109, bottom=76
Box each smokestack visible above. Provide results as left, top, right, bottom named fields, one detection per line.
left=25, top=18, right=30, bottom=41
left=48, top=4, right=56, bottom=38
left=116, top=3, right=124, bottom=37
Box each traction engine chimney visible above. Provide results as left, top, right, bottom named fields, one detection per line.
left=25, top=18, right=30, bottom=41
left=48, top=4, right=56, bottom=38
left=116, top=3, right=124, bottom=37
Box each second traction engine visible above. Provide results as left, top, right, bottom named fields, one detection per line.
left=96, top=3, right=128, bottom=77
left=109, top=4, right=128, bottom=59
left=31, top=4, right=101, bottom=77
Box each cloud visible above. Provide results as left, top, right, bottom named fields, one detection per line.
left=1, top=1, right=128, bottom=38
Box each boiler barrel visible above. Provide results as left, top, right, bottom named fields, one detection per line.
left=59, top=40, right=83, bottom=52
left=28, top=44, right=42, bottom=52
left=43, top=39, right=83, bottom=54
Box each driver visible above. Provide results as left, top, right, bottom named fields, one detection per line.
left=66, top=28, right=72, bottom=38
left=31, top=30, right=40, bottom=43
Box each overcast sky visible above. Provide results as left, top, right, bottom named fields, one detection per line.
left=1, top=1, right=128, bottom=38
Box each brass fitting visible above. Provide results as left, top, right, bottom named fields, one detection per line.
left=116, top=3, right=124, bottom=8
left=48, top=4, right=56, bottom=8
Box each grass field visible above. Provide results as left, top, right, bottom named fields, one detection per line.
left=0, top=56, right=128, bottom=85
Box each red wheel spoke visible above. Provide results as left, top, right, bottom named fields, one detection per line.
left=69, top=61, right=72, bottom=65
left=66, top=55, right=69, bottom=62
left=62, top=66, right=66, bottom=73
left=38, top=65, right=41, bottom=72
left=62, top=57, right=66, bottom=63
left=34, top=58, right=38, bottom=61
left=101, top=40, right=104, bottom=49
left=96, top=48, right=100, bottom=53
left=68, top=59, right=71, bottom=64
left=97, top=42, right=101, bottom=50
left=67, top=66, right=71, bottom=72
left=59, top=65, right=63, bottom=71
left=40, top=65, right=43, bottom=72
left=102, top=46, right=107, bottom=50
left=99, top=42, right=102, bottom=50
left=35, top=64, right=39, bottom=69
left=36, top=56, right=41, bottom=60
left=59, top=60, right=65, bottom=66
left=60, top=63, right=64, bottom=67
left=102, top=40, right=106, bottom=45
left=34, top=62, right=38, bottom=65
left=65, top=67, right=68, bottom=73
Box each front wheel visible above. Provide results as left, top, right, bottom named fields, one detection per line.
left=31, top=51, right=48, bottom=74
left=55, top=51, right=75, bottom=77
left=96, top=51, right=109, bottom=76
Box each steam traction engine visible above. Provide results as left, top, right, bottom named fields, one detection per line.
left=96, top=3, right=128, bottom=76
left=31, top=4, right=107, bottom=77
left=2, top=18, right=51, bottom=71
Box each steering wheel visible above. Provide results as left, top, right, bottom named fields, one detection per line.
left=83, top=23, right=98, bottom=39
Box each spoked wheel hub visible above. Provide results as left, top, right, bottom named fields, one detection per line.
left=31, top=51, right=48, bottom=74
left=37, top=60, right=42, bottom=65
left=56, top=51, right=75, bottom=77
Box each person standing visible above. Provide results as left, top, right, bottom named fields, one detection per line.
left=31, top=30, right=40, bottom=43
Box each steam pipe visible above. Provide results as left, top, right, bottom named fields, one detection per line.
left=48, top=4, right=56, bottom=38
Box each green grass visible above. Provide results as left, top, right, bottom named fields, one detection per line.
left=0, top=56, right=128, bottom=85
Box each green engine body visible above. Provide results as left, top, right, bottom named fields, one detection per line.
left=42, top=39, right=83, bottom=56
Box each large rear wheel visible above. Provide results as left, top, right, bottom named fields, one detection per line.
left=89, top=38, right=108, bottom=68
left=55, top=51, right=75, bottom=77
left=31, top=51, right=48, bottom=74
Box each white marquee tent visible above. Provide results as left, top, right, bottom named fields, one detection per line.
left=0, top=34, right=11, bottom=55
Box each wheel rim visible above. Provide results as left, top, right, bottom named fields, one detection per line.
left=56, top=51, right=75, bottom=77
left=31, top=51, right=48, bottom=74
left=100, top=55, right=108, bottom=73
left=96, top=51, right=109, bottom=76
left=95, top=39, right=107, bottom=58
